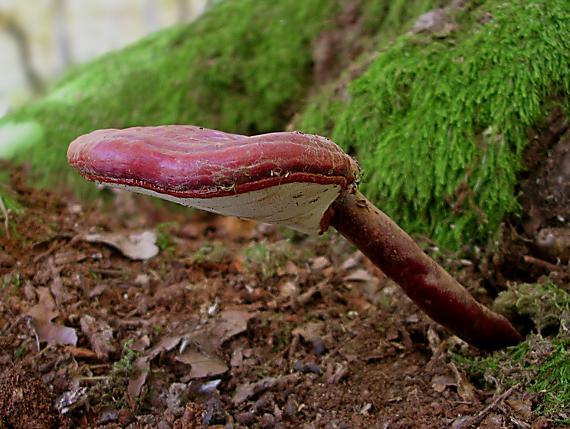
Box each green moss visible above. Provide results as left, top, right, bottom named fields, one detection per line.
left=0, top=0, right=343, bottom=193
left=493, top=280, right=570, bottom=334
left=112, top=339, right=140, bottom=378
left=299, top=0, right=570, bottom=248
left=297, top=0, right=446, bottom=138
left=242, top=239, right=310, bottom=280
left=191, top=240, right=228, bottom=265
left=454, top=281, right=569, bottom=422
left=454, top=334, right=570, bottom=423
left=155, top=222, right=178, bottom=253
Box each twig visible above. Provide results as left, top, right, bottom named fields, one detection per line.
left=452, top=384, right=520, bottom=429
left=76, top=376, right=111, bottom=382
left=33, top=235, right=79, bottom=263
left=0, top=195, right=9, bottom=237
left=523, top=255, right=564, bottom=273
left=25, top=315, right=41, bottom=352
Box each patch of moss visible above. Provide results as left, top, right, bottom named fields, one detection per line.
left=454, top=334, right=569, bottom=423
left=493, top=280, right=570, bottom=335
left=454, top=281, right=569, bottom=422
left=297, top=0, right=447, bottom=138
left=112, top=339, right=140, bottom=378
left=155, top=222, right=178, bottom=253
left=191, top=240, right=228, bottom=265
left=0, top=0, right=343, bottom=193
left=242, top=239, right=310, bottom=280
left=299, top=0, right=570, bottom=248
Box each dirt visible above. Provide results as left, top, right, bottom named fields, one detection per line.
left=0, top=136, right=568, bottom=429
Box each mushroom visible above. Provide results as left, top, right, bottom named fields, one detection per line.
left=68, top=125, right=522, bottom=350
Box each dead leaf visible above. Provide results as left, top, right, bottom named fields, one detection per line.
left=64, top=346, right=97, bottom=359
left=343, top=268, right=374, bottom=282
left=80, top=315, right=115, bottom=360
left=311, top=256, right=330, bottom=270
left=128, top=357, right=150, bottom=398
left=230, top=347, right=244, bottom=367
left=341, top=254, right=361, bottom=270
left=233, top=374, right=300, bottom=406
left=449, top=362, right=477, bottom=402
left=209, top=309, right=252, bottom=344
left=506, top=398, right=533, bottom=421
left=153, top=283, right=186, bottom=307
left=175, top=348, right=228, bottom=378
left=190, top=309, right=252, bottom=350
left=56, top=382, right=88, bottom=414
left=82, top=230, right=158, bottom=260
left=413, top=9, right=456, bottom=35
left=431, top=374, right=456, bottom=393
left=146, top=335, right=184, bottom=360
left=278, top=280, right=298, bottom=299
left=27, top=287, right=77, bottom=346
left=327, top=363, right=349, bottom=384
left=292, top=321, right=323, bottom=343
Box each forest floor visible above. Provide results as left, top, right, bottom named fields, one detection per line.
left=0, top=159, right=568, bottom=429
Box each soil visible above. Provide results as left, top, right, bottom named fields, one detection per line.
left=0, top=126, right=568, bottom=429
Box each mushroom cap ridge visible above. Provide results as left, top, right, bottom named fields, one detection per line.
left=67, top=125, right=359, bottom=198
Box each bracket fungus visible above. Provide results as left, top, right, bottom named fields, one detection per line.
left=68, top=125, right=522, bottom=350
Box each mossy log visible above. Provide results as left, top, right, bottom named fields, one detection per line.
left=297, top=0, right=570, bottom=248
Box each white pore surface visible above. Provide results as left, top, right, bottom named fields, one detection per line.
left=108, top=182, right=342, bottom=234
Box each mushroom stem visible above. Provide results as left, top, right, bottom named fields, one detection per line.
left=329, top=190, right=522, bottom=351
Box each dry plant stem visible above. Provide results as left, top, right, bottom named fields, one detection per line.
left=0, top=195, right=9, bottom=237
left=330, top=191, right=522, bottom=351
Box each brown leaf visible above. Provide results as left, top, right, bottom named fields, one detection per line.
left=233, top=374, right=300, bottom=406
left=82, top=230, right=158, bottom=260
left=292, top=321, right=324, bottom=343
left=27, top=287, right=77, bottom=346
left=128, top=357, right=150, bottom=399
left=190, top=309, right=252, bottom=350
left=506, top=398, right=533, bottom=421
left=153, top=283, right=186, bottom=307
left=64, top=346, right=98, bottom=359
left=449, top=362, right=477, bottom=402
left=80, top=315, right=115, bottom=360
left=343, top=268, right=374, bottom=282
left=175, top=348, right=228, bottom=379
left=431, top=374, right=456, bottom=393
left=146, top=335, right=184, bottom=360
left=210, top=309, right=252, bottom=344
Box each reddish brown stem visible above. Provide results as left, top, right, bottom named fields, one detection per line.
left=330, top=191, right=522, bottom=351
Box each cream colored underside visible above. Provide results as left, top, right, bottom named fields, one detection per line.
left=107, top=182, right=341, bottom=234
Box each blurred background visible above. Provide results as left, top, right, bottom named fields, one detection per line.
left=0, top=0, right=212, bottom=117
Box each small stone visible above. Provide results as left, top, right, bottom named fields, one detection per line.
left=283, top=397, right=297, bottom=420
left=260, top=413, right=276, bottom=428
left=236, top=412, right=255, bottom=424
left=134, top=273, right=150, bottom=287
left=157, top=421, right=171, bottom=429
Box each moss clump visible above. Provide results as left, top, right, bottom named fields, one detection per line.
left=455, top=334, right=569, bottom=423
left=299, top=0, right=570, bottom=248
left=0, top=0, right=343, bottom=193
left=493, top=280, right=570, bottom=334
left=296, top=0, right=447, bottom=138
left=242, top=240, right=311, bottom=281
left=454, top=282, right=569, bottom=422
left=191, top=240, right=228, bottom=266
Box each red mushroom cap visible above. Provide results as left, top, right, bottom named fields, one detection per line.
left=68, top=125, right=359, bottom=233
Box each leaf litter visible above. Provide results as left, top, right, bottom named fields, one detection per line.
left=0, top=162, right=568, bottom=428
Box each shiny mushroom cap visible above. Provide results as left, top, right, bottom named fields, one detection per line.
left=68, top=125, right=359, bottom=234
